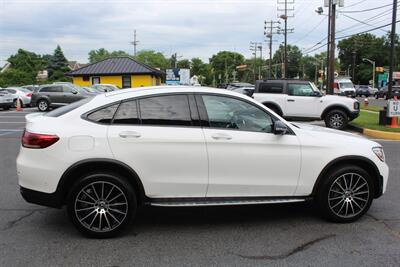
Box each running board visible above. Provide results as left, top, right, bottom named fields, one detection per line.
left=148, top=197, right=308, bottom=207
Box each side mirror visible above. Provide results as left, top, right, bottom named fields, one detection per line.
left=312, top=91, right=322, bottom=97
left=273, top=121, right=288, bottom=135
left=71, top=90, right=78, bottom=94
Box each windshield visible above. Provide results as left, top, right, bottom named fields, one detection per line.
left=339, top=82, right=354, bottom=89
left=45, top=97, right=93, bottom=117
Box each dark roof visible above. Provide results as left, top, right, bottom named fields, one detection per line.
left=67, top=57, right=163, bottom=76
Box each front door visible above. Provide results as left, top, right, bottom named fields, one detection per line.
left=199, top=94, right=301, bottom=197
left=285, top=82, right=322, bottom=117
left=107, top=94, right=208, bottom=198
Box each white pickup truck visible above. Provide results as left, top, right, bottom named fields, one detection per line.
left=253, top=79, right=360, bottom=130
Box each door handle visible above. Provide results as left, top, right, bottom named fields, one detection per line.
left=119, top=131, right=141, bottom=138
left=211, top=133, right=232, bottom=140
left=287, top=99, right=295, bottom=102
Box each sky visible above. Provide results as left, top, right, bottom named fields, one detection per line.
left=0, top=0, right=396, bottom=63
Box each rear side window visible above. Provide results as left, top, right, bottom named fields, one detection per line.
left=139, top=95, right=192, bottom=126
left=40, top=86, right=62, bottom=93
left=87, top=103, right=119, bottom=123
left=258, top=83, right=283, bottom=94
left=113, top=100, right=140, bottom=124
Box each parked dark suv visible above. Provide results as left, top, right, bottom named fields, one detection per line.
left=32, top=84, right=92, bottom=112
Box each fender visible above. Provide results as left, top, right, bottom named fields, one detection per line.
left=321, top=104, right=352, bottom=118
left=262, top=101, right=283, bottom=115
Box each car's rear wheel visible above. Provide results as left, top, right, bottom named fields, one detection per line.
left=316, top=165, right=374, bottom=223
left=67, top=172, right=136, bottom=238
left=37, top=99, right=49, bottom=112
left=324, top=109, right=348, bottom=130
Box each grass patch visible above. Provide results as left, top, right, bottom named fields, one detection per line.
left=351, top=110, right=400, bottom=132
left=361, top=105, right=382, bottom=112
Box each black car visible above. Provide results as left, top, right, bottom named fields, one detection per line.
left=356, top=85, right=371, bottom=97
left=374, top=86, right=400, bottom=99
left=31, top=84, right=91, bottom=112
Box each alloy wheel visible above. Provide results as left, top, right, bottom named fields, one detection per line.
left=328, top=173, right=370, bottom=219
left=38, top=101, right=48, bottom=111
left=330, top=114, right=344, bottom=128
left=74, top=181, right=129, bottom=233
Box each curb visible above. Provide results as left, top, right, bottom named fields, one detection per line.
left=349, top=123, right=400, bottom=140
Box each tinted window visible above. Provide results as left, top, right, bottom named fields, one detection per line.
left=288, top=83, right=314, bottom=96
left=45, top=98, right=93, bottom=117
left=202, top=95, right=273, bottom=133
left=87, top=103, right=119, bottom=123
left=7, top=89, right=17, bottom=94
left=40, top=86, right=62, bottom=93
left=258, top=83, right=283, bottom=93
left=113, top=100, right=139, bottom=124
left=139, top=95, right=192, bottom=126
left=122, top=76, right=131, bottom=88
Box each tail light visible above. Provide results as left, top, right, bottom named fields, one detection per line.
left=26, top=93, right=32, bottom=97
left=22, top=130, right=59, bottom=149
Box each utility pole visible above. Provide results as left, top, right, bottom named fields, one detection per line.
left=326, top=0, right=344, bottom=94
left=264, top=20, right=280, bottom=79
left=352, top=51, right=356, bottom=82
left=130, top=30, right=139, bottom=57
left=250, top=42, right=262, bottom=83
left=388, top=0, right=398, bottom=99
left=277, top=0, right=295, bottom=78
left=258, top=44, right=263, bottom=79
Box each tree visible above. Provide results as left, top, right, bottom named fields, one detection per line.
left=272, top=44, right=303, bottom=78
left=47, top=45, right=70, bottom=81
left=209, top=51, right=245, bottom=85
left=0, top=69, right=34, bottom=87
left=177, top=59, right=190, bottom=69
left=135, top=50, right=169, bottom=70
left=337, top=33, right=387, bottom=85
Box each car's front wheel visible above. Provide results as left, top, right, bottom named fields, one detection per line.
left=67, top=172, right=136, bottom=238
left=324, top=109, right=348, bottom=130
left=37, top=99, right=50, bottom=112
left=316, top=165, right=374, bottom=223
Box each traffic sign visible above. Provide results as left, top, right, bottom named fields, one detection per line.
left=387, top=100, right=400, bottom=117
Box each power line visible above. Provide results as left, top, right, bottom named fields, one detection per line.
left=342, top=14, right=388, bottom=32
left=340, top=0, right=368, bottom=9
left=339, top=3, right=393, bottom=13
left=294, top=16, right=327, bottom=43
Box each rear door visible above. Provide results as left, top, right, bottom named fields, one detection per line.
left=40, top=85, right=64, bottom=104
left=62, top=85, right=85, bottom=103
left=107, top=94, right=208, bottom=198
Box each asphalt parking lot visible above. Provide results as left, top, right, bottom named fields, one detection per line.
left=0, top=107, right=399, bottom=266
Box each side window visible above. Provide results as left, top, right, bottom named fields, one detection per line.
left=288, top=83, right=314, bottom=96
left=258, top=83, right=283, bottom=94
left=40, top=86, right=62, bottom=93
left=202, top=95, right=274, bottom=133
left=7, top=89, right=16, bottom=94
left=113, top=100, right=140, bottom=124
left=87, top=103, right=119, bottom=123
left=63, top=86, right=74, bottom=93
left=122, top=76, right=131, bottom=88
left=139, top=95, right=192, bottom=126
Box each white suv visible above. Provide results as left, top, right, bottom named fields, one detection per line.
left=253, top=80, right=360, bottom=130
left=17, top=86, right=388, bottom=238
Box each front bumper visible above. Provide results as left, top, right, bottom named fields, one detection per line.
left=349, top=110, right=360, bottom=120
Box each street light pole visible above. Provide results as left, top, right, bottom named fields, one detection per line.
left=388, top=0, right=398, bottom=99
left=363, top=58, right=376, bottom=89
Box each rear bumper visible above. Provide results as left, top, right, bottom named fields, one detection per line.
left=0, top=102, right=13, bottom=108
left=20, top=186, right=62, bottom=208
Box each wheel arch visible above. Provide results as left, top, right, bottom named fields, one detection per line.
left=57, top=158, right=147, bottom=206
left=321, top=105, right=351, bottom=119
left=262, top=101, right=283, bottom=116
left=311, top=156, right=383, bottom=198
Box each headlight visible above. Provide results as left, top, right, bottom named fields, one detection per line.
left=372, top=147, right=385, bottom=162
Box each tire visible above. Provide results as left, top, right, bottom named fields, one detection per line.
left=67, top=172, right=137, bottom=238
left=324, top=109, right=348, bottom=130
left=264, top=104, right=281, bottom=116
left=37, top=99, right=49, bottom=112
left=316, top=165, right=374, bottom=223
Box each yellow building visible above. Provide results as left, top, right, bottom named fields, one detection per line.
left=67, top=57, right=163, bottom=88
